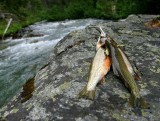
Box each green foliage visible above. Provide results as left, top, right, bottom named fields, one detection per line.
left=0, top=21, right=6, bottom=36
left=65, top=2, right=85, bottom=19
left=45, top=5, right=66, bottom=21
left=95, top=0, right=114, bottom=18
left=115, top=0, right=138, bottom=18
left=95, top=0, right=150, bottom=19
left=0, top=0, right=152, bottom=38
left=64, top=0, right=95, bottom=19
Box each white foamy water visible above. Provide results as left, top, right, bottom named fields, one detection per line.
left=0, top=19, right=106, bottom=107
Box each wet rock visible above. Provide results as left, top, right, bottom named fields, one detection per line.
left=13, top=27, right=43, bottom=39
left=0, top=15, right=160, bottom=121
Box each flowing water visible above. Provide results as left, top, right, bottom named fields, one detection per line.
left=0, top=19, right=105, bottom=107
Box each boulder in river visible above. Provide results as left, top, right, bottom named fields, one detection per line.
left=0, top=15, right=160, bottom=121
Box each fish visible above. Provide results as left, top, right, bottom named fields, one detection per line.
left=99, top=27, right=149, bottom=108
left=107, top=37, right=141, bottom=80
left=79, top=35, right=112, bottom=100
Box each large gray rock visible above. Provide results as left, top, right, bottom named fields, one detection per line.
left=0, top=15, right=160, bottom=121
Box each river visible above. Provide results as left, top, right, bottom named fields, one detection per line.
left=0, top=19, right=106, bottom=107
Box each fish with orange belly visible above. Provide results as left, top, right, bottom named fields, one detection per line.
left=78, top=34, right=112, bottom=100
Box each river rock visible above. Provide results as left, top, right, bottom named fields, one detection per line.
left=0, top=15, right=160, bottom=121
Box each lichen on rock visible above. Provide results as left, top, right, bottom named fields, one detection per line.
left=0, top=15, right=160, bottom=121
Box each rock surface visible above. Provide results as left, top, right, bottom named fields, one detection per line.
left=0, top=15, right=160, bottom=121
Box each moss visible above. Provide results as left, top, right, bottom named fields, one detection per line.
left=50, top=81, right=71, bottom=101
left=25, top=103, right=33, bottom=111
left=150, top=68, right=160, bottom=73
left=10, top=108, right=19, bottom=114
left=0, top=106, right=7, bottom=112
left=112, top=113, right=130, bottom=121
left=37, top=81, right=71, bottom=102
left=113, top=88, right=130, bottom=99
left=138, top=83, right=148, bottom=89
left=150, top=81, right=159, bottom=87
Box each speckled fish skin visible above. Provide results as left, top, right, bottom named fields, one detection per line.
left=111, top=42, right=140, bottom=96
left=79, top=37, right=111, bottom=100
left=106, top=36, right=149, bottom=108
left=99, top=26, right=148, bottom=108
left=87, top=47, right=111, bottom=91
left=107, top=37, right=135, bottom=77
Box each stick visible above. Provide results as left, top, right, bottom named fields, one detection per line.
left=2, top=18, right=12, bottom=40
left=99, top=26, right=106, bottom=37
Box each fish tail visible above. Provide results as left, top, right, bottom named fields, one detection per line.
left=129, top=95, right=150, bottom=109
left=78, top=85, right=96, bottom=100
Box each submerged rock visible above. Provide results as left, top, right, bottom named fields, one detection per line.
left=0, top=15, right=160, bottom=121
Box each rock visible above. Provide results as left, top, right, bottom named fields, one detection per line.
left=0, top=15, right=160, bottom=121
left=13, top=27, right=43, bottom=39
left=145, top=16, right=160, bottom=28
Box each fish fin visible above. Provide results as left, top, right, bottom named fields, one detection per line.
left=124, top=82, right=129, bottom=88
left=112, top=64, right=119, bottom=77
left=134, top=74, right=141, bottom=81
left=134, top=70, right=142, bottom=81
left=98, top=77, right=106, bottom=85
left=117, top=44, right=125, bottom=50
left=79, top=85, right=95, bottom=100
left=129, top=96, right=150, bottom=109
left=132, top=61, right=143, bottom=81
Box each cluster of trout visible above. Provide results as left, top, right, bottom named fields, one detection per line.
left=79, top=26, right=149, bottom=108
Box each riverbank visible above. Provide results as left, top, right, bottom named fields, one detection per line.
left=0, top=15, right=160, bottom=121
left=1, top=0, right=158, bottom=40
left=0, top=18, right=105, bottom=109
left=0, top=15, right=42, bottom=40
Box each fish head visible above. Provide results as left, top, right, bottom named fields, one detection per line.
left=96, top=36, right=107, bottom=50
left=96, top=26, right=108, bottom=50
left=96, top=36, right=111, bottom=53
left=96, top=37, right=102, bottom=50
left=96, top=26, right=112, bottom=56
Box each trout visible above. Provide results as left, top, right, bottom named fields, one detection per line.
left=79, top=36, right=112, bottom=100
left=99, top=27, right=149, bottom=108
